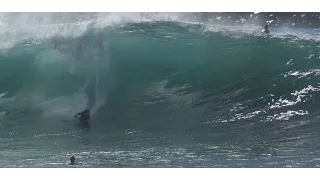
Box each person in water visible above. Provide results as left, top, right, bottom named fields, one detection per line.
left=70, top=156, right=75, bottom=165
left=74, top=109, right=90, bottom=121
left=263, top=24, right=270, bottom=34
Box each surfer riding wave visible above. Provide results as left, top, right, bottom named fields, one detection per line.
left=74, top=109, right=90, bottom=122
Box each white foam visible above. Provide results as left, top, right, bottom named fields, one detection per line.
left=284, top=69, right=320, bottom=78
left=0, top=12, right=319, bottom=51
left=270, top=85, right=320, bottom=109
left=266, top=110, right=308, bottom=121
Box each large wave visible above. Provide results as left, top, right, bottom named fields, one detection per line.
left=0, top=12, right=320, bottom=135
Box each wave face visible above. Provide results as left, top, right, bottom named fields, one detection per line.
left=1, top=13, right=320, bottom=167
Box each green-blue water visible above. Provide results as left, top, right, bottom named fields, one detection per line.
left=1, top=13, right=320, bottom=167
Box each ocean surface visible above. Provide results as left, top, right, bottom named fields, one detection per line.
left=1, top=12, right=320, bottom=167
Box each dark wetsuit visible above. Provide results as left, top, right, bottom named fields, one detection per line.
left=70, top=156, right=75, bottom=165
left=74, top=110, right=90, bottom=122
left=263, top=25, right=270, bottom=34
